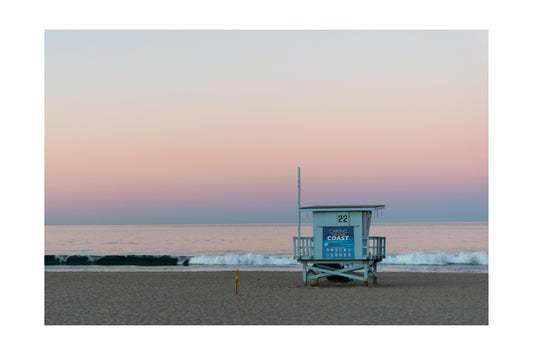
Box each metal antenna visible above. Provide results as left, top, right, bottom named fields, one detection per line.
left=298, top=167, right=301, bottom=238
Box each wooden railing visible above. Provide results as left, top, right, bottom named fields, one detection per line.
left=293, top=236, right=314, bottom=260
left=364, top=236, right=386, bottom=258
left=294, top=236, right=386, bottom=260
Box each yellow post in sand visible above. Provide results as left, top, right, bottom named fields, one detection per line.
left=235, top=269, right=239, bottom=295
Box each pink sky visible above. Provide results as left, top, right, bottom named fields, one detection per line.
left=45, top=30, right=487, bottom=224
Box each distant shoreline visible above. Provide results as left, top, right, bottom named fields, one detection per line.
left=44, top=221, right=489, bottom=227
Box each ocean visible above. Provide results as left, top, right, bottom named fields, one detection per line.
left=45, top=222, right=488, bottom=273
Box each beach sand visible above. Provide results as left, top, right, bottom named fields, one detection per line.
left=45, top=271, right=488, bottom=325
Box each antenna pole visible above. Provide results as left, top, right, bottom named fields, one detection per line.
left=298, top=167, right=301, bottom=238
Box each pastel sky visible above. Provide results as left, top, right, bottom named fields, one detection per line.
left=45, top=30, right=487, bottom=224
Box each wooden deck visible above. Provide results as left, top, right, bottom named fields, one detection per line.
left=293, top=236, right=386, bottom=260
left=293, top=236, right=387, bottom=285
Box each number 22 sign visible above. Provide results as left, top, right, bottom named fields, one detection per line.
left=337, top=213, right=349, bottom=225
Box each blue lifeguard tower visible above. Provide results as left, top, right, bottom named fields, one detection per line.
left=293, top=169, right=386, bottom=286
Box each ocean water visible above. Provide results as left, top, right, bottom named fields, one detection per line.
left=45, top=222, right=488, bottom=273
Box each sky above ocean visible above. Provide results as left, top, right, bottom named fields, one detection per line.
left=45, top=30, right=488, bottom=225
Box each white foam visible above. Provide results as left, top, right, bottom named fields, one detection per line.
left=189, top=252, right=488, bottom=266
left=189, top=253, right=298, bottom=266
left=382, top=251, right=488, bottom=265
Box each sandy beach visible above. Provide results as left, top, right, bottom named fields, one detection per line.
left=45, top=271, right=488, bottom=325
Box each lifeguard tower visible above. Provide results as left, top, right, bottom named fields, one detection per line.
left=293, top=169, right=386, bottom=286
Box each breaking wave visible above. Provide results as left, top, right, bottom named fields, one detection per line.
left=44, top=253, right=297, bottom=267
left=381, top=251, right=488, bottom=266
left=45, top=255, right=191, bottom=266
left=45, top=252, right=488, bottom=268
left=189, top=253, right=298, bottom=266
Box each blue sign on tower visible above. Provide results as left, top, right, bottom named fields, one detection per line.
left=322, top=226, right=354, bottom=259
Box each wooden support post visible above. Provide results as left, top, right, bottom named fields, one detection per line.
left=303, top=262, right=308, bottom=286
left=363, top=262, right=369, bottom=287
left=235, top=270, right=239, bottom=295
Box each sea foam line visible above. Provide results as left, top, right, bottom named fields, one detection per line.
left=189, top=253, right=298, bottom=266
left=381, top=251, right=488, bottom=265
left=45, top=251, right=488, bottom=267
left=190, top=252, right=488, bottom=266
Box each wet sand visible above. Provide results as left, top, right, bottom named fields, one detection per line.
left=45, top=271, right=488, bottom=325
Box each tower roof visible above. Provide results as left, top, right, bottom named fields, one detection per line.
left=299, top=205, right=385, bottom=212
